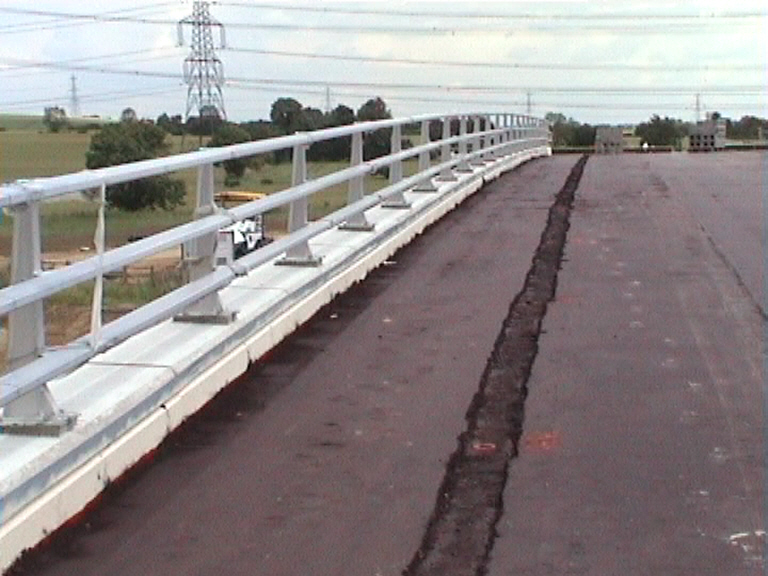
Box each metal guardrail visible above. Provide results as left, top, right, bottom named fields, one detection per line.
left=0, top=112, right=549, bottom=435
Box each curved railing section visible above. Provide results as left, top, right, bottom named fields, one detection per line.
left=0, top=112, right=550, bottom=434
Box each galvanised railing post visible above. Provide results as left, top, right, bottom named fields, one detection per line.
left=383, top=124, right=410, bottom=208
left=501, top=114, right=510, bottom=154
left=468, top=115, right=484, bottom=167
left=486, top=115, right=497, bottom=159
left=437, top=117, right=458, bottom=182
left=278, top=143, right=322, bottom=266
left=455, top=116, right=473, bottom=173
left=89, top=184, right=106, bottom=349
left=504, top=114, right=515, bottom=154
left=390, top=124, right=403, bottom=184
left=414, top=119, right=437, bottom=192
left=490, top=114, right=502, bottom=158
left=7, top=203, right=44, bottom=369
left=485, top=116, right=495, bottom=158
left=2, top=202, right=75, bottom=435
left=177, top=162, right=234, bottom=323
left=340, top=131, right=373, bottom=231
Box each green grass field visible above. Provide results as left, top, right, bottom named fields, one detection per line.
left=0, top=114, right=47, bottom=131
left=0, top=130, right=92, bottom=181
left=0, top=115, right=428, bottom=352
left=0, top=117, right=422, bottom=253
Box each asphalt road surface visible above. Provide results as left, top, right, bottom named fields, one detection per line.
left=11, top=152, right=764, bottom=576
left=490, top=152, right=764, bottom=575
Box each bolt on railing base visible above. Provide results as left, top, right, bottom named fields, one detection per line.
left=339, top=221, right=375, bottom=232
left=1, top=385, right=78, bottom=437
left=1, top=413, right=78, bottom=437
left=436, top=169, right=459, bottom=182
left=276, top=256, right=324, bottom=267
left=382, top=189, right=412, bottom=209
left=413, top=178, right=439, bottom=193
left=382, top=200, right=412, bottom=209
left=174, top=290, right=236, bottom=325
left=174, top=311, right=238, bottom=325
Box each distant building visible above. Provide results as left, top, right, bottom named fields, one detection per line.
left=595, top=126, right=624, bottom=154
left=688, top=117, right=726, bottom=152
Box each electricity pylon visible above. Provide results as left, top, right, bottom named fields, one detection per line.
left=178, top=1, right=227, bottom=122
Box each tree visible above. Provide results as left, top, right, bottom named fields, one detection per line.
left=86, top=122, right=185, bottom=211
left=309, top=104, right=356, bottom=162
left=297, top=107, right=324, bottom=132
left=357, top=97, right=391, bottom=122
left=185, top=106, right=224, bottom=136
left=546, top=114, right=596, bottom=148
left=240, top=120, right=281, bottom=164
left=43, top=106, right=68, bottom=133
left=208, top=123, right=252, bottom=186
left=357, top=97, right=392, bottom=160
left=327, top=104, right=355, bottom=127
left=270, top=98, right=303, bottom=134
left=635, top=115, right=686, bottom=148
left=156, top=112, right=184, bottom=135
left=545, top=112, right=567, bottom=125
left=726, top=115, right=768, bottom=140
left=120, top=107, right=138, bottom=123
left=570, top=123, right=596, bottom=147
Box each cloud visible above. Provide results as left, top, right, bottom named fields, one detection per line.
left=0, top=1, right=764, bottom=123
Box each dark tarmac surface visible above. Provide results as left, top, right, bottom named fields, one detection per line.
left=10, top=152, right=765, bottom=576
left=490, top=152, right=765, bottom=575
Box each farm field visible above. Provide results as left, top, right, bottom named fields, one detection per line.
left=1, top=119, right=419, bottom=253
left=0, top=115, right=422, bottom=362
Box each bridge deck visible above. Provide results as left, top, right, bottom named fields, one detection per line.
left=7, top=153, right=765, bottom=575
left=491, top=153, right=764, bottom=575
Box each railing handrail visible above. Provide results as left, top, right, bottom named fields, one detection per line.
left=0, top=111, right=550, bottom=420
left=0, top=113, right=544, bottom=207
left=0, top=127, right=535, bottom=317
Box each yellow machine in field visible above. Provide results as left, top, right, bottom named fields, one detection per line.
left=214, top=190, right=271, bottom=264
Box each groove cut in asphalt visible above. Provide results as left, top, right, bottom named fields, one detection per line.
left=402, top=155, right=589, bottom=576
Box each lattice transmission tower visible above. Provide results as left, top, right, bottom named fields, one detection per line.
left=69, top=74, right=80, bottom=117
left=178, top=1, right=227, bottom=122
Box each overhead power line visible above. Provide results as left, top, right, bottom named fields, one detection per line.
left=217, top=2, right=765, bottom=21
left=0, top=7, right=761, bottom=34
left=225, top=84, right=765, bottom=113
left=225, top=78, right=766, bottom=96
left=0, top=2, right=179, bottom=34
left=1, top=57, right=764, bottom=96
left=226, top=46, right=761, bottom=73
left=0, top=47, right=181, bottom=73
left=0, top=85, right=182, bottom=110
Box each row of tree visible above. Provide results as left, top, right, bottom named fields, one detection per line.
left=545, top=112, right=689, bottom=148
left=546, top=112, right=768, bottom=149
left=81, top=101, right=767, bottom=212
left=84, top=97, right=394, bottom=211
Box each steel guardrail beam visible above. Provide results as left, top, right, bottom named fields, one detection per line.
left=0, top=128, right=517, bottom=317
left=0, top=135, right=549, bottom=405
left=0, top=113, right=535, bottom=207
left=0, top=109, right=549, bottom=412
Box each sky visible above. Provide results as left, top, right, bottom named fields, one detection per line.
left=0, top=0, right=765, bottom=125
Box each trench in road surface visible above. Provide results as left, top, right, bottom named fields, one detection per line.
left=403, top=155, right=589, bottom=576
left=7, top=155, right=587, bottom=576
